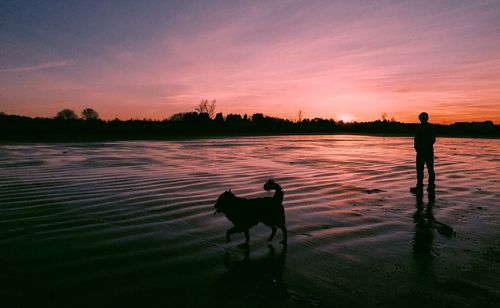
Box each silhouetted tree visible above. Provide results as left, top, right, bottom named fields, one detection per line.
left=215, top=112, right=224, bottom=123
left=195, top=99, right=216, bottom=118
left=251, top=113, right=264, bottom=123
left=197, top=112, right=211, bottom=122
left=81, top=108, right=99, bottom=121
left=225, top=114, right=242, bottom=123
left=169, top=112, right=186, bottom=121
left=56, top=109, right=78, bottom=120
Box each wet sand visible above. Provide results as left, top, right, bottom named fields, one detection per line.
left=1, top=135, right=499, bottom=307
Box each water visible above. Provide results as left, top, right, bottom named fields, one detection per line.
left=1, top=135, right=499, bottom=307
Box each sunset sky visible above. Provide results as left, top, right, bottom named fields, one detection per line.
left=1, top=0, right=499, bottom=123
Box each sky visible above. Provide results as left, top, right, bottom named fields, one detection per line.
left=1, top=0, right=499, bottom=123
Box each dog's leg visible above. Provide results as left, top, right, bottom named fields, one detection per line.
left=244, top=229, right=250, bottom=244
left=278, top=224, right=287, bottom=245
left=226, top=227, right=239, bottom=243
left=268, top=225, right=277, bottom=241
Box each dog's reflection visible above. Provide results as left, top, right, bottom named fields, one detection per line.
left=217, top=245, right=288, bottom=304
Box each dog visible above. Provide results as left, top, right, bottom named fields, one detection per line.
left=213, top=179, right=287, bottom=245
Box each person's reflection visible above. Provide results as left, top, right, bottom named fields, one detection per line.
left=412, top=199, right=455, bottom=288
left=412, top=200, right=436, bottom=282
left=413, top=201, right=435, bottom=256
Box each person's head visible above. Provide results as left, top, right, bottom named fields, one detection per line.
left=418, top=112, right=429, bottom=124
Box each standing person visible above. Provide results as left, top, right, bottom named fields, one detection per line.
left=411, top=112, right=436, bottom=199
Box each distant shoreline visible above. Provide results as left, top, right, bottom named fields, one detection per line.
left=1, top=112, right=498, bottom=142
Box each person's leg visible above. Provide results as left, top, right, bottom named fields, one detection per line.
left=416, top=152, right=425, bottom=188
left=427, top=152, right=435, bottom=188
left=426, top=152, right=436, bottom=190
left=425, top=152, right=436, bottom=201
left=411, top=152, right=425, bottom=196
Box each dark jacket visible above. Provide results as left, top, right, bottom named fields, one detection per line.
left=414, top=123, right=436, bottom=153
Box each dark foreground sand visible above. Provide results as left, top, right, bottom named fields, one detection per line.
left=1, top=135, right=499, bottom=307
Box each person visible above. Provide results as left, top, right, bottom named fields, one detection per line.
left=410, top=112, right=436, bottom=198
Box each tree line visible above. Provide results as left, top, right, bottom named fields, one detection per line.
left=0, top=102, right=498, bottom=141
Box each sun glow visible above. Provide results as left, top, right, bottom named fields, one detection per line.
left=338, top=114, right=354, bottom=123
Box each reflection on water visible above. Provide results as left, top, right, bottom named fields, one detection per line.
left=413, top=199, right=456, bottom=257
left=412, top=197, right=457, bottom=283
left=218, top=245, right=288, bottom=305
left=413, top=206, right=435, bottom=257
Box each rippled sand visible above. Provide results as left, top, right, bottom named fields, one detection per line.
left=1, top=135, right=499, bottom=307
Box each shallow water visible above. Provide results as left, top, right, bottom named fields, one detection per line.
left=1, top=135, right=499, bottom=307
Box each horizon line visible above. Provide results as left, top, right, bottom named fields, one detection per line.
left=1, top=110, right=497, bottom=125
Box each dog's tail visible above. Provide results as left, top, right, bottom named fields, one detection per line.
left=264, top=179, right=284, bottom=203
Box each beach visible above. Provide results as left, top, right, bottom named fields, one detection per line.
left=1, top=135, right=499, bottom=307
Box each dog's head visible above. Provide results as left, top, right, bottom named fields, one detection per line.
left=213, top=189, right=235, bottom=215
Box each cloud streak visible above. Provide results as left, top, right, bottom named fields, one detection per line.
left=0, top=60, right=72, bottom=73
